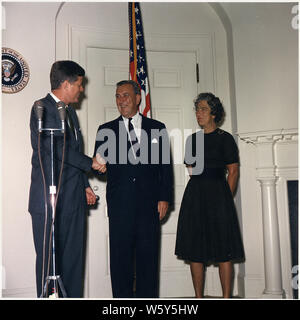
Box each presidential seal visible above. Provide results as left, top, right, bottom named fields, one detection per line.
left=2, top=47, right=30, bottom=93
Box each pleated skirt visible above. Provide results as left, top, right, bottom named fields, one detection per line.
left=175, top=173, right=245, bottom=264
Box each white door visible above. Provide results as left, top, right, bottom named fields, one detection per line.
left=85, top=47, right=198, bottom=297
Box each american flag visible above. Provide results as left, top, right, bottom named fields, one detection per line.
left=128, top=2, right=151, bottom=118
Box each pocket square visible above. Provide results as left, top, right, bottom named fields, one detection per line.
left=151, top=138, right=158, bottom=144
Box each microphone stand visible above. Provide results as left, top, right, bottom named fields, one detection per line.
left=40, top=125, right=67, bottom=298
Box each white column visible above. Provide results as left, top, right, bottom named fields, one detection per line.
left=258, top=177, right=284, bottom=298
left=239, top=131, right=285, bottom=299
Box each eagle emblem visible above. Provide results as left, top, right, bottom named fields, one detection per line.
left=2, top=48, right=30, bottom=93
left=2, top=59, right=18, bottom=82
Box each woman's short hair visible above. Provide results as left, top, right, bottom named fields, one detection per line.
left=50, top=60, right=85, bottom=90
left=194, top=92, right=225, bottom=125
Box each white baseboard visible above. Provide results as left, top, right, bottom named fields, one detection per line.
left=243, top=275, right=265, bottom=298
left=2, top=287, right=36, bottom=298
left=1, top=276, right=266, bottom=299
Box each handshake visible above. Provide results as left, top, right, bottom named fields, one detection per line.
left=92, top=154, right=107, bottom=173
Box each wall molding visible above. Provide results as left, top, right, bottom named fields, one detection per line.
left=237, top=128, right=298, bottom=144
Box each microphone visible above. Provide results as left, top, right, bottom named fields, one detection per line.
left=33, top=100, right=44, bottom=132
left=56, top=101, right=66, bottom=133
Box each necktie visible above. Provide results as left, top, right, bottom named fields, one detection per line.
left=66, top=107, right=76, bottom=139
left=128, top=117, right=140, bottom=157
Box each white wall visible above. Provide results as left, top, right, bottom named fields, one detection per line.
left=222, top=2, right=298, bottom=298
left=1, top=2, right=298, bottom=298
left=2, top=2, right=61, bottom=297
left=222, top=2, right=298, bottom=133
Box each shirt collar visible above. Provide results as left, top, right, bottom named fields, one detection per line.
left=50, top=92, right=69, bottom=108
left=122, top=112, right=141, bottom=125
left=50, top=92, right=60, bottom=103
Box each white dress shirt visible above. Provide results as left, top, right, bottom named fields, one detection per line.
left=50, top=92, right=77, bottom=140
left=122, top=112, right=142, bottom=143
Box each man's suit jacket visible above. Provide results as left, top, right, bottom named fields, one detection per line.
left=94, top=114, right=173, bottom=218
left=28, top=94, right=92, bottom=215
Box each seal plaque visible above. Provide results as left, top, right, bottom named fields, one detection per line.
left=2, top=47, right=30, bottom=93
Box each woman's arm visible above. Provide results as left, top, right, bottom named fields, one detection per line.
left=226, top=163, right=239, bottom=195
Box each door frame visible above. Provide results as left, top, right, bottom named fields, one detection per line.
left=56, top=25, right=243, bottom=297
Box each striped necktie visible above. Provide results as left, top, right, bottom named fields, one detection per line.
left=128, top=117, right=140, bottom=157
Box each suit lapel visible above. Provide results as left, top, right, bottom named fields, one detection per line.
left=45, top=94, right=65, bottom=131
left=45, top=93, right=60, bottom=122
left=140, top=114, right=150, bottom=146
left=45, top=94, right=80, bottom=147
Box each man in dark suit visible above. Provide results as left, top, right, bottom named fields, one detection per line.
left=94, top=80, right=173, bottom=298
left=29, top=60, right=103, bottom=298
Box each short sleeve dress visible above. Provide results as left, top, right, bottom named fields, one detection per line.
left=175, top=128, right=245, bottom=263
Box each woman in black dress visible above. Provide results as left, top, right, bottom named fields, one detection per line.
left=175, top=93, right=244, bottom=298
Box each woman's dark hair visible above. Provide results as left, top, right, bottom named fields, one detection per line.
left=194, top=92, right=225, bottom=125
left=50, top=60, right=85, bottom=90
